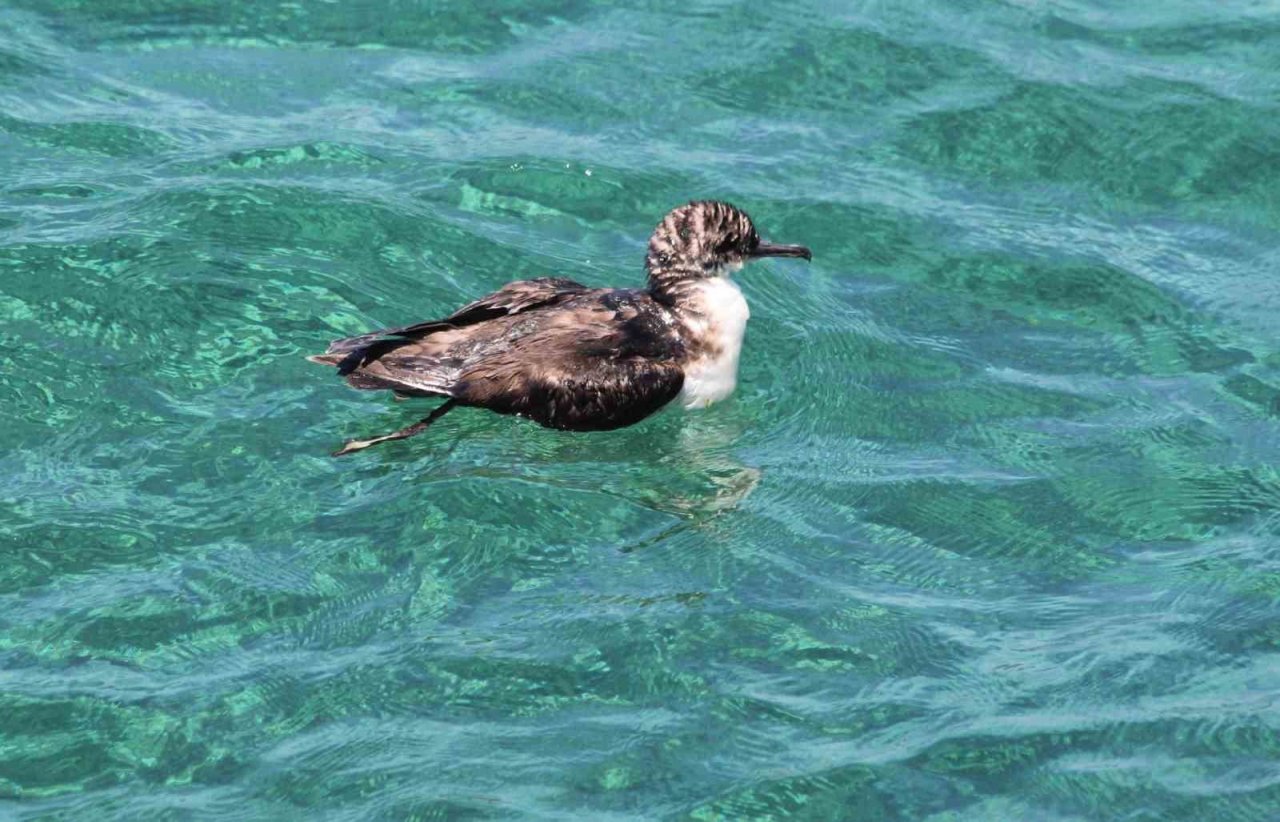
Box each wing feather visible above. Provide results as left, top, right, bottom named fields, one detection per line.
left=451, top=305, right=685, bottom=431
left=308, top=277, right=590, bottom=376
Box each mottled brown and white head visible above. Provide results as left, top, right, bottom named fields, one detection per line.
left=645, top=201, right=811, bottom=293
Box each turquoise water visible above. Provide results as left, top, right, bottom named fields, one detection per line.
left=3, top=0, right=1280, bottom=818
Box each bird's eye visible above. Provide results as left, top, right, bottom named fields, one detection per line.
left=716, top=236, right=738, bottom=255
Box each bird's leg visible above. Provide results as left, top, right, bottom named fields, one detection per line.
left=332, top=400, right=458, bottom=457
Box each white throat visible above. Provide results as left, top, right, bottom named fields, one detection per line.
left=677, top=277, right=750, bottom=409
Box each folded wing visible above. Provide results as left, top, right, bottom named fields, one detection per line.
left=450, top=306, right=685, bottom=430
left=307, top=277, right=591, bottom=391
left=311, top=281, right=685, bottom=430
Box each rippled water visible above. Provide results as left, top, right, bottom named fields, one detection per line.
left=3, top=1, right=1280, bottom=818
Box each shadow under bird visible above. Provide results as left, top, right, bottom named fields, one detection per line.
left=309, top=200, right=812, bottom=456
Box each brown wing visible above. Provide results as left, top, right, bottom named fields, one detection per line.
left=308, top=277, right=590, bottom=374
left=443, top=277, right=591, bottom=323
left=449, top=303, right=685, bottom=431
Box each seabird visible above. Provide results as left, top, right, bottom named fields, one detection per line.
left=309, top=200, right=812, bottom=456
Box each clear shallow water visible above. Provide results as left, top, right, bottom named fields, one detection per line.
left=2, top=0, right=1280, bottom=818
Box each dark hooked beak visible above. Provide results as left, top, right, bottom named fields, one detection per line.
left=750, top=241, right=812, bottom=261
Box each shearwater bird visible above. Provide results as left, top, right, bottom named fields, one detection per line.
left=309, top=200, right=812, bottom=456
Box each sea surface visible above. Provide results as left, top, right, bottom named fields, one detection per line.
left=3, top=1, right=1280, bottom=819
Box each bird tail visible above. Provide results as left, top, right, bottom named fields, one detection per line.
left=307, top=315, right=456, bottom=372
left=306, top=332, right=417, bottom=376
left=308, top=322, right=460, bottom=397
left=309, top=342, right=458, bottom=399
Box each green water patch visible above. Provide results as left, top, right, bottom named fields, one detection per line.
left=698, top=25, right=1005, bottom=116
left=0, top=47, right=50, bottom=86
left=8, top=0, right=591, bottom=53
left=1038, top=10, right=1280, bottom=59
left=685, top=763, right=899, bottom=821
left=211, top=142, right=385, bottom=173
left=859, top=478, right=1113, bottom=577
left=0, top=113, right=173, bottom=158
left=896, top=253, right=1254, bottom=377
left=395, top=77, right=634, bottom=136
left=7, top=183, right=103, bottom=199
left=435, top=158, right=699, bottom=230
left=896, top=77, right=1280, bottom=227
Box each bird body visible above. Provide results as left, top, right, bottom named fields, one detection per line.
left=309, top=201, right=810, bottom=455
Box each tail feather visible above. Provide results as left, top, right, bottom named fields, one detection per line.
left=308, top=322, right=459, bottom=397
left=339, top=365, right=456, bottom=397
left=307, top=326, right=440, bottom=374
left=335, top=337, right=416, bottom=376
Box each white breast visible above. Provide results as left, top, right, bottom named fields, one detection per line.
left=678, top=278, right=750, bottom=409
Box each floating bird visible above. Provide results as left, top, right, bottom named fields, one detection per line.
left=309, top=200, right=811, bottom=456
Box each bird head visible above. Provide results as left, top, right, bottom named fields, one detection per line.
left=645, top=201, right=811, bottom=291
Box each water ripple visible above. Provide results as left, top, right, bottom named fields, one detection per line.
left=2, top=1, right=1279, bottom=819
